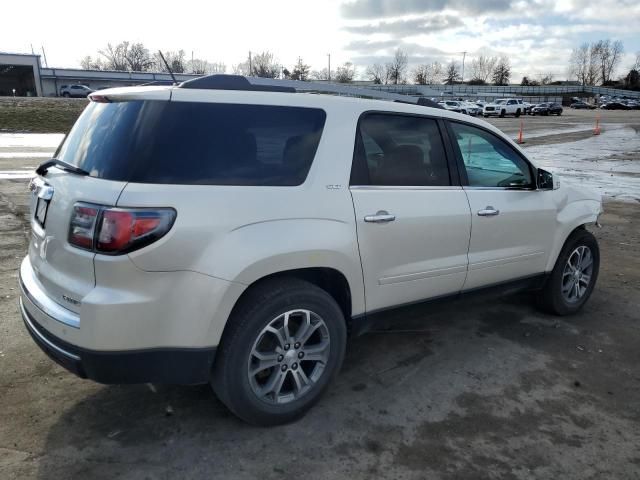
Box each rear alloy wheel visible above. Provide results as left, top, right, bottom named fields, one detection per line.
left=537, top=229, right=600, bottom=315
left=211, top=278, right=346, bottom=426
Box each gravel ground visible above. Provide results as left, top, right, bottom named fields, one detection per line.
left=0, top=103, right=639, bottom=479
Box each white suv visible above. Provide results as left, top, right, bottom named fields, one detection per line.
left=483, top=98, right=525, bottom=117
left=20, top=76, right=602, bottom=426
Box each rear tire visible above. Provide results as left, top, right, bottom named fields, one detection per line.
left=62, top=92, right=70, bottom=98
left=515, top=109, right=521, bottom=117
left=500, top=110, right=506, bottom=118
left=211, top=278, right=347, bottom=426
left=537, top=229, right=599, bottom=315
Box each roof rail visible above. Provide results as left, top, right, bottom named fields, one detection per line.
left=178, top=74, right=443, bottom=109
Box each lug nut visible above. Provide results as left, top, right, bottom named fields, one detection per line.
left=277, top=355, right=284, bottom=362
left=298, top=352, right=304, bottom=359
left=281, top=364, right=288, bottom=372
left=291, top=363, right=298, bottom=370
left=294, top=342, right=301, bottom=349
left=284, top=344, right=290, bottom=351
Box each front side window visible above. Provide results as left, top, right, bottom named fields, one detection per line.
left=351, top=113, right=451, bottom=186
left=449, top=122, right=533, bottom=188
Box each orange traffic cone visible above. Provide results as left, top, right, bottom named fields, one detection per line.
left=594, top=114, right=601, bottom=135
left=517, top=120, right=524, bottom=144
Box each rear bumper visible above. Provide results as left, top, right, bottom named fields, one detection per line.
left=20, top=297, right=216, bottom=384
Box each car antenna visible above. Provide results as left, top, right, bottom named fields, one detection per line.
left=158, top=50, right=178, bottom=85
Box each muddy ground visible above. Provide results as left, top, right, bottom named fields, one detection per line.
left=0, top=105, right=639, bottom=479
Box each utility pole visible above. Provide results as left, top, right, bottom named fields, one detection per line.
left=461, top=51, right=467, bottom=83
left=248, top=51, right=252, bottom=76
left=41, top=46, right=49, bottom=68
left=327, top=53, right=331, bottom=82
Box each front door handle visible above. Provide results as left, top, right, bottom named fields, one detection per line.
left=477, top=206, right=500, bottom=216
left=364, top=210, right=396, bottom=223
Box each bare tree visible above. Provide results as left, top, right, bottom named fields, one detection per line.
left=309, top=68, right=335, bottom=81
left=386, top=49, right=409, bottom=85
left=592, top=39, right=623, bottom=84
left=366, top=63, right=387, bottom=84
left=189, top=59, right=226, bottom=75
left=633, top=52, right=640, bottom=71
left=492, top=56, right=511, bottom=85
left=413, top=64, right=429, bottom=85
left=125, top=43, right=153, bottom=72
left=335, top=62, right=356, bottom=83
left=156, top=50, right=186, bottom=73
left=444, top=61, right=461, bottom=85
left=290, top=57, right=311, bottom=81
left=99, top=42, right=129, bottom=71
left=251, top=51, right=280, bottom=78
left=469, top=55, right=498, bottom=83
left=80, top=55, right=105, bottom=70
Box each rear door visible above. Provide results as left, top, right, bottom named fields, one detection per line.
left=446, top=120, right=557, bottom=290
left=350, top=113, right=471, bottom=312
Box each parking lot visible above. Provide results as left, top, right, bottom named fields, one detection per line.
left=1, top=105, right=639, bottom=479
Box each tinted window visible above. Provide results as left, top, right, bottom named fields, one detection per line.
left=55, top=101, right=326, bottom=185
left=449, top=122, right=532, bottom=188
left=351, top=113, right=450, bottom=186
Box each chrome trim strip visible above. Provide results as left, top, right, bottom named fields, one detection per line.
left=20, top=298, right=81, bottom=361
left=469, top=251, right=545, bottom=271
left=379, top=264, right=467, bottom=285
left=463, top=186, right=537, bottom=191
left=19, top=258, right=80, bottom=329
left=350, top=185, right=463, bottom=191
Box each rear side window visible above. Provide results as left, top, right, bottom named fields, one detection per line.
left=55, top=101, right=326, bottom=186
left=350, top=113, right=451, bottom=186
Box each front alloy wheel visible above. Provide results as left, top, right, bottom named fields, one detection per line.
left=561, top=246, right=594, bottom=303
left=537, top=229, right=600, bottom=315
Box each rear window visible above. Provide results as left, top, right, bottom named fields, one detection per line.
left=55, top=100, right=326, bottom=186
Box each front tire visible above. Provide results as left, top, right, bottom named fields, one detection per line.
left=211, top=278, right=347, bottom=426
left=537, top=229, right=600, bottom=315
left=500, top=110, right=506, bottom=118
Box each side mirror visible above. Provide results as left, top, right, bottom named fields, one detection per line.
left=537, top=168, right=558, bottom=190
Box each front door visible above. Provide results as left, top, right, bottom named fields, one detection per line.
left=447, top=121, right=557, bottom=290
left=350, top=113, right=472, bottom=313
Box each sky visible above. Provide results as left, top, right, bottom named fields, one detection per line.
left=2, top=0, right=639, bottom=82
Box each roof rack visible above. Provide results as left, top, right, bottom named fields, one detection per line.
left=179, top=75, right=443, bottom=109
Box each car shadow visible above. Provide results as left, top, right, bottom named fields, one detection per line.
left=35, top=291, right=558, bottom=479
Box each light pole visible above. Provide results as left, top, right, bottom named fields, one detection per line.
left=327, top=53, right=331, bottom=82
left=461, top=51, right=467, bottom=83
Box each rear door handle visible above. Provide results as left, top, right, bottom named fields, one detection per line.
left=477, top=206, right=500, bottom=217
left=364, top=210, right=396, bottom=223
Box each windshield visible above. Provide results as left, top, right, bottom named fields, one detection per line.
left=54, top=100, right=327, bottom=186
left=495, top=100, right=507, bottom=105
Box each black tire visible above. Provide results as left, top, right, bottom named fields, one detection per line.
left=211, top=277, right=347, bottom=426
left=62, top=92, right=70, bottom=98
left=499, top=109, right=505, bottom=118
left=515, top=109, right=521, bottom=117
left=537, top=229, right=600, bottom=315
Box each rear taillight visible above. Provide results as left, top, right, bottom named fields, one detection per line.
left=68, top=204, right=176, bottom=255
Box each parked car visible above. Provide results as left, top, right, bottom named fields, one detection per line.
left=600, top=102, right=632, bottom=110
left=21, top=75, right=602, bottom=426
left=570, top=102, right=596, bottom=109
left=483, top=98, right=525, bottom=117
left=438, top=101, right=463, bottom=113
left=531, top=102, right=563, bottom=116
left=60, top=84, right=94, bottom=98
left=461, top=101, right=481, bottom=116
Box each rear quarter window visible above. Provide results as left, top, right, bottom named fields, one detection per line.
left=55, top=101, right=327, bottom=186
